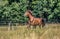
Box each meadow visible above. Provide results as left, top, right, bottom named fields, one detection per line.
left=0, top=24, right=60, bottom=39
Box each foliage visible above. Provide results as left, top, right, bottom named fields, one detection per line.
left=0, top=0, right=60, bottom=23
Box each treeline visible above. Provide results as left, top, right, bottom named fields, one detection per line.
left=0, top=0, right=60, bottom=24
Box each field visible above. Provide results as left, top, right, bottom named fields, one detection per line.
left=0, top=24, right=60, bottom=39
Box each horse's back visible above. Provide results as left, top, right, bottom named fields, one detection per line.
left=34, top=18, right=43, bottom=22
left=31, top=18, right=43, bottom=25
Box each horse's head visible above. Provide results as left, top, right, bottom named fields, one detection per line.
left=24, top=10, right=32, bottom=17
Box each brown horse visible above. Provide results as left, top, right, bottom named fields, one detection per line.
left=24, top=10, right=45, bottom=29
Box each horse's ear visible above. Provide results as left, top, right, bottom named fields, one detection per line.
left=30, top=10, right=32, bottom=13
left=28, top=10, right=32, bottom=15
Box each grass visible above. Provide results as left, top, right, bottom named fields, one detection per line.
left=0, top=24, right=60, bottom=39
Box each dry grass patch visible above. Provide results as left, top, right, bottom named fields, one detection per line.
left=0, top=24, right=60, bottom=39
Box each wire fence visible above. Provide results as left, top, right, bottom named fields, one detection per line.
left=0, top=19, right=60, bottom=31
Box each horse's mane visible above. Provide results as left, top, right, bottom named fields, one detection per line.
left=27, top=10, right=32, bottom=15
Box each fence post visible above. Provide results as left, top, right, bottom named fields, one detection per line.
left=12, top=23, right=14, bottom=30
left=14, top=23, right=18, bottom=30
left=8, top=21, right=13, bottom=31
left=8, top=21, right=11, bottom=31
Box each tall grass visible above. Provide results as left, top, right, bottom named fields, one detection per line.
left=0, top=24, right=60, bottom=39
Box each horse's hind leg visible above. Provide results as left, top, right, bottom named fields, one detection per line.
left=39, top=25, right=42, bottom=29
left=41, top=25, right=42, bottom=29
left=42, top=22, right=45, bottom=27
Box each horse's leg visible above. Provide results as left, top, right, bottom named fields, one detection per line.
left=27, top=25, right=30, bottom=29
left=41, top=24, right=42, bottom=29
left=33, top=26, right=36, bottom=29
left=39, top=23, right=45, bottom=29
left=39, top=24, right=42, bottom=29
left=39, top=21, right=45, bottom=29
left=42, top=22, right=45, bottom=27
left=41, top=19, right=45, bottom=28
left=27, top=21, right=31, bottom=29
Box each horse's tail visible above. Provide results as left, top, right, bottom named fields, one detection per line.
left=42, top=18, right=45, bottom=27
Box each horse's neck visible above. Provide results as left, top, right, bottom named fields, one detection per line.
left=28, top=14, right=34, bottom=21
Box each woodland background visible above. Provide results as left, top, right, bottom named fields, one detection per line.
left=0, top=0, right=60, bottom=24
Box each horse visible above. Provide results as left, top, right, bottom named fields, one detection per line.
left=24, top=10, right=45, bottom=29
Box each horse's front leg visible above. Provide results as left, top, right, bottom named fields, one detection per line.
left=27, top=24, right=31, bottom=29
left=27, top=21, right=31, bottom=29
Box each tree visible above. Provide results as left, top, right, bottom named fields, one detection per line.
left=0, top=0, right=60, bottom=24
